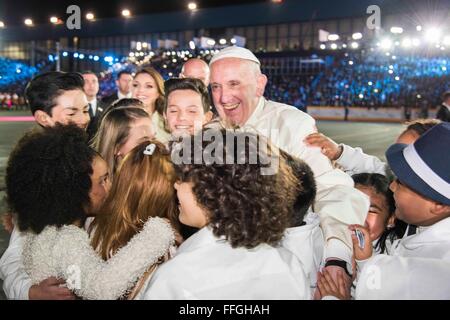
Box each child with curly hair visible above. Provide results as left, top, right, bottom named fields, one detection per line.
left=139, top=128, right=310, bottom=299
left=4, top=124, right=175, bottom=300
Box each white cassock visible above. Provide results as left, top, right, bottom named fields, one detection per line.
left=242, top=97, right=368, bottom=264
left=355, top=217, right=450, bottom=299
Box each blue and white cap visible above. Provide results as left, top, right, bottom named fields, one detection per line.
left=386, top=122, right=450, bottom=205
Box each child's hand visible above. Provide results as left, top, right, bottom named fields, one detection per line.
left=349, top=224, right=372, bottom=261
left=304, top=133, right=342, bottom=161
left=317, top=268, right=351, bottom=300
left=2, top=212, right=14, bottom=234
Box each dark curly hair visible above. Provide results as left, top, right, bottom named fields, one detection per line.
left=6, top=124, right=96, bottom=234
left=173, top=128, right=298, bottom=249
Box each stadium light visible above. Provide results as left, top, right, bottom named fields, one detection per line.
left=368, top=81, right=373, bottom=86
left=50, top=16, right=59, bottom=24
left=395, top=76, right=400, bottom=81
left=416, top=25, right=422, bottom=31
left=86, top=13, right=95, bottom=20
left=348, top=60, right=354, bottom=65
left=188, top=2, right=197, bottom=10
left=352, top=32, right=363, bottom=40
left=219, top=38, right=227, bottom=45
left=358, top=94, right=364, bottom=99
left=230, top=38, right=237, bottom=44
left=24, top=18, right=33, bottom=26
left=351, top=42, right=359, bottom=49
left=402, top=38, right=412, bottom=48
left=122, top=9, right=131, bottom=17
left=0, top=21, right=4, bottom=28
left=380, top=38, right=392, bottom=50
left=443, top=36, right=450, bottom=46
left=342, top=44, right=347, bottom=48
left=142, top=42, right=148, bottom=48
left=320, top=44, right=326, bottom=50
left=390, top=27, right=403, bottom=34
left=425, top=27, right=441, bottom=43
left=328, top=34, right=339, bottom=41
left=206, top=39, right=216, bottom=46
left=330, top=43, right=338, bottom=50
left=189, top=41, right=196, bottom=50
left=374, top=89, right=379, bottom=93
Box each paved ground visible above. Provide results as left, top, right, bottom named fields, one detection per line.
left=0, top=111, right=405, bottom=299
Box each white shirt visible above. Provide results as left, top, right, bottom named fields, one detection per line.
left=117, top=91, right=132, bottom=100
left=336, top=144, right=387, bottom=176
left=140, top=227, right=310, bottom=300
left=355, top=217, right=450, bottom=299
left=242, top=98, right=369, bottom=263
left=282, top=211, right=325, bottom=296
left=88, top=98, right=98, bottom=116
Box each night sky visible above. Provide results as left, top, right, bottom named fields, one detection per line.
left=0, top=0, right=266, bottom=26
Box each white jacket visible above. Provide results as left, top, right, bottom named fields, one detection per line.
left=1, top=217, right=174, bottom=300
left=282, top=212, right=325, bottom=296
left=0, top=226, right=31, bottom=300
left=139, top=227, right=310, bottom=300
left=336, top=144, right=387, bottom=176
left=355, top=217, right=450, bottom=299
left=243, top=98, right=369, bottom=263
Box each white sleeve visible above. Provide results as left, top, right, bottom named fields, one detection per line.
left=355, top=255, right=450, bottom=299
left=286, top=115, right=369, bottom=264
left=53, top=217, right=174, bottom=300
left=336, top=144, right=387, bottom=176
left=0, top=226, right=32, bottom=300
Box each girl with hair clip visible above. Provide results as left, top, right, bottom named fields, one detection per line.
left=140, top=128, right=310, bottom=299
left=5, top=125, right=175, bottom=300
left=92, top=100, right=155, bottom=180
left=90, top=140, right=181, bottom=299
left=131, top=66, right=171, bottom=144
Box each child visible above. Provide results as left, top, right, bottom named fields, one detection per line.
left=139, top=128, right=310, bottom=299
left=352, top=173, right=406, bottom=254
left=4, top=125, right=174, bottom=300
left=164, top=77, right=213, bottom=138
left=319, top=123, right=450, bottom=299
left=305, top=119, right=441, bottom=176
left=92, top=102, right=154, bottom=179
left=90, top=140, right=180, bottom=299
left=25, top=71, right=90, bottom=129
left=280, top=150, right=325, bottom=296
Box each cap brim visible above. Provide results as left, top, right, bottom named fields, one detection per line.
left=386, top=143, right=450, bottom=205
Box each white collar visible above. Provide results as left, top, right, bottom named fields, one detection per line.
left=117, top=91, right=132, bottom=100
left=244, top=97, right=266, bottom=127
left=400, top=217, right=450, bottom=248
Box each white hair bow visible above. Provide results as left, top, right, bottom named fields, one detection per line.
left=143, top=143, right=156, bottom=156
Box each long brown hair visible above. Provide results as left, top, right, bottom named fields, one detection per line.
left=91, top=106, right=150, bottom=178
left=90, top=140, right=178, bottom=260
left=134, top=66, right=165, bottom=116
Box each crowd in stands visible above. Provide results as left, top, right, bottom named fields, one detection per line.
left=1, top=48, right=448, bottom=112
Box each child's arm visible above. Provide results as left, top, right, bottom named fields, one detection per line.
left=53, top=217, right=174, bottom=300
left=304, top=133, right=387, bottom=176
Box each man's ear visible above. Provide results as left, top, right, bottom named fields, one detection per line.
left=430, top=202, right=450, bottom=219
left=34, top=110, right=53, bottom=127
left=256, top=73, right=268, bottom=97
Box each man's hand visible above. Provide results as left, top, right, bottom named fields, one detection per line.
left=29, top=277, right=76, bottom=300
left=314, top=264, right=352, bottom=299
left=317, top=268, right=351, bottom=300
left=349, top=224, right=373, bottom=261
left=304, top=133, right=342, bottom=161
left=2, top=213, right=14, bottom=234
